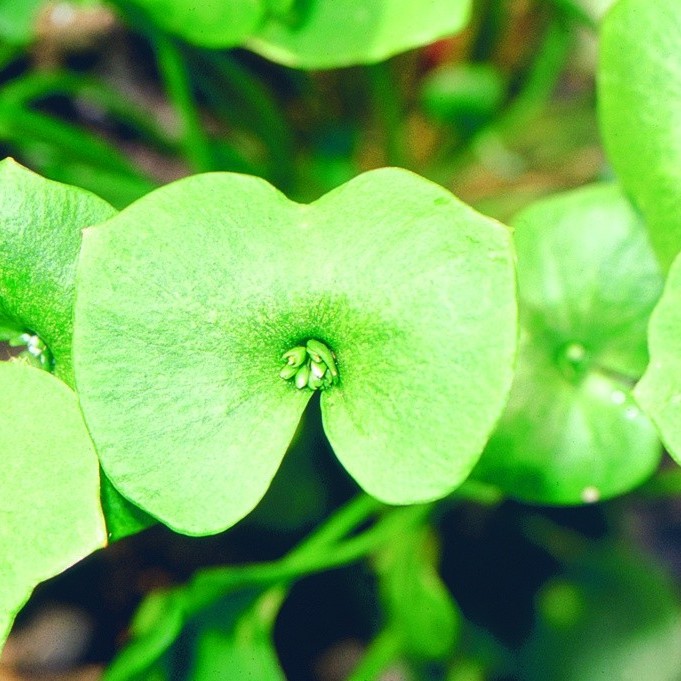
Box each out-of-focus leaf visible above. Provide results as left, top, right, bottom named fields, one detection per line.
left=520, top=546, right=681, bottom=681
left=377, top=527, right=459, bottom=660
left=250, top=0, right=473, bottom=69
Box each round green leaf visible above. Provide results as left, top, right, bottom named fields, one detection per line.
left=0, top=157, right=116, bottom=384
left=248, top=0, right=472, bottom=69
left=599, top=0, right=681, bottom=270
left=118, top=0, right=267, bottom=48
left=521, top=547, right=681, bottom=681
left=473, top=184, right=662, bottom=504
left=0, top=362, right=106, bottom=653
left=635, top=252, right=681, bottom=464
left=73, top=168, right=516, bottom=535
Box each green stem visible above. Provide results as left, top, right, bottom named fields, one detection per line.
left=185, top=502, right=431, bottom=615
left=544, top=0, right=599, bottom=30
left=425, top=18, right=571, bottom=183
left=0, top=71, right=176, bottom=152
left=152, top=33, right=212, bottom=172
left=636, top=468, right=681, bottom=500
left=289, top=493, right=384, bottom=559
left=366, top=61, right=407, bottom=167
left=347, top=628, right=403, bottom=681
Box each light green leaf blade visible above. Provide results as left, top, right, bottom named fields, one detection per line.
left=474, top=184, right=662, bottom=504
left=250, top=0, right=473, bottom=69
left=521, top=547, right=681, bottom=681
left=74, top=168, right=516, bottom=534
left=318, top=170, right=516, bottom=505
left=0, top=157, right=116, bottom=384
left=117, top=0, right=266, bottom=48
left=635, top=252, right=681, bottom=465
left=599, top=0, right=681, bottom=270
left=0, top=362, right=106, bottom=654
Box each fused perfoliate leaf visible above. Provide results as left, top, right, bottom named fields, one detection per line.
left=0, top=363, right=106, bottom=654
left=473, top=184, right=662, bottom=504
left=599, top=0, right=681, bottom=270
left=73, top=168, right=516, bottom=536
left=635, top=253, right=681, bottom=465
left=0, top=157, right=116, bottom=384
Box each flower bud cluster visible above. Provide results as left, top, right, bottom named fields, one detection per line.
left=280, top=339, right=339, bottom=391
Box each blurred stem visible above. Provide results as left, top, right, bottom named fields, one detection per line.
left=191, top=50, right=295, bottom=185
left=0, top=102, right=152, bottom=179
left=289, top=493, right=384, bottom=559
left=544, top=0, right=599, bottom=30
left=0, top=43, right=18, bottom=71
left=425, top=18, right=571, bottom=183
left=367, top=61, right=408, bottom=167
left=636, top=468, right=681, bottom=500
left=153, top=33, right=212, bottom=172
left=347, top=628, right=403, bottom=681
left=185, top=502, right=431, bottom=615
left=0, top=71, right=177, bottom=152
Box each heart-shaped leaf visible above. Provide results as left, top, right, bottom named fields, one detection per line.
left=0, top=157, right=117, bottom=384
left=73, top=168, right=517, bottom=535
left=473, top=184, right=662, bottom=504
left=0, top=362, right=106, bottom=654
left=635, top=253, right=681, bottom=465
left=599, top=0, right=681, bottom=270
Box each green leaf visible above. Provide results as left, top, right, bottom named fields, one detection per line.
left=376, top=528, right=459, bottom=660
left=634, top=252, right=681, bottom=465
left=116, top=0, right=472, bottom=68
left=250, top=0, right=473, bottom=69
left=0, top=362, right=106, bottom=654
left=0, top=158, right=155, bottom=539
left=0, top=0, right=43, bottom=44
left=0, top=157, right=116, bottom=384
left=100, top=474, right=157, bottom=542
left=118, top=0, right=267, bottom=48
left=105, top=578, right=284, bottom=681
left=520, top=546, right=681, bottom=681
left=599, top=0, right=681, bottom=270
left=191, top=590, right=285, bottom=681
left=473, top=184, right=662, bottom=504
left=73, top=168, right=516, bottom=535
